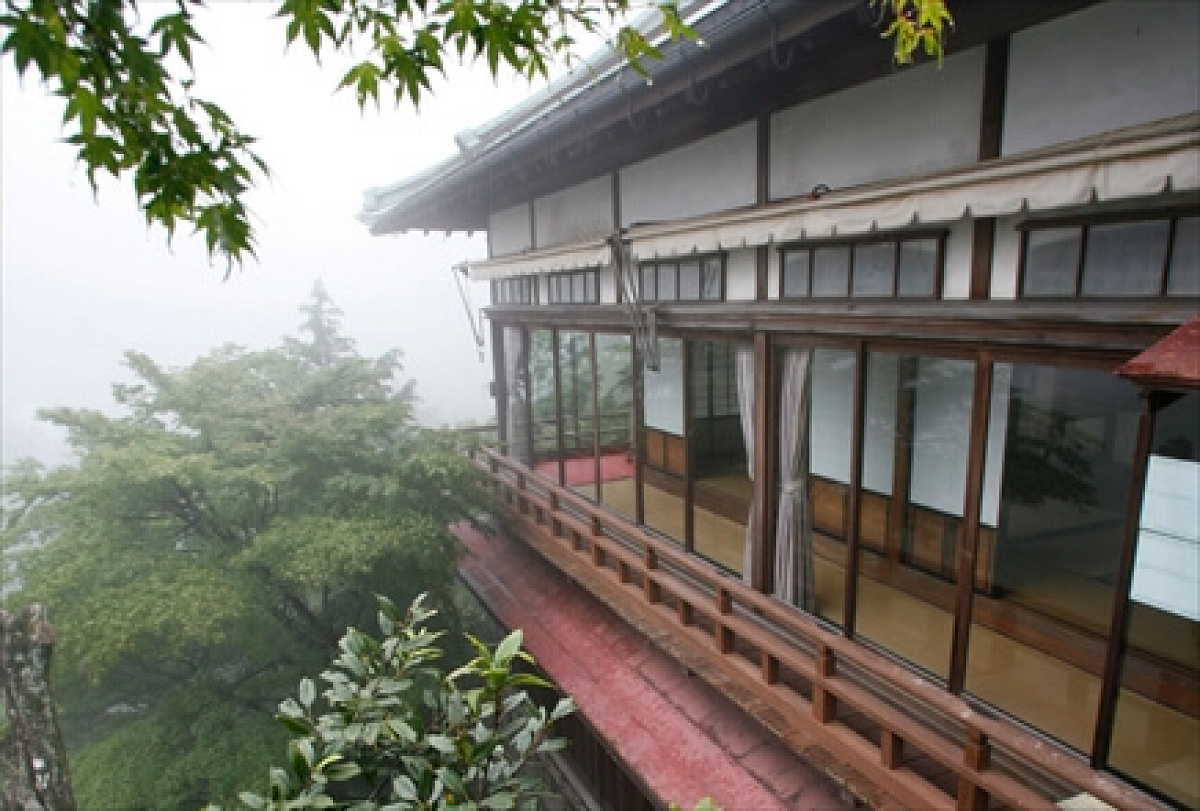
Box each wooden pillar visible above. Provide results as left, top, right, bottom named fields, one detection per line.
left=1092, top=390, right=1158, bottom=765
left=491, top=318, right=508, bottom=451
left=969, top=36, right=1010, bottom=301
left=751, top=331, right=777, bottom=593
left=949, top=355, right=993, bottom=694
left=644, top=548, right=660, bottom=603
left=715, top=587, right=734, bottom=654
left=957, top=727, right=991, bottom=811
left=843, top=341, right=867, bottom=638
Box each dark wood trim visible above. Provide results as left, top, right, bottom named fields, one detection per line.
left=612, top=171, right=623, bottom=304
left=528, top=200, right=537, bottom=251
left=523, top=326, right=535, bottom=467
left=551, top=327, right=566, bottom=486
left=843, top=340, right=867, bottom=638
left=492, top=318, right=508, bottom=451
left=1091, top=391, right=1157, bottom=765
left=756, top=246, right=769, bottom=302
left=969, top=219, right=995, bottom=301
left=632, top=334, right=645, bottom=526
left=757, top=110, right=770, bottom=206
left=978, top=36, right=1009, bottom=162
left=590, top=331, right=602, bottom=502
left=682, top=339, right=695, bottom=552
left=949, top=354, right=993, bottom=693
left=886, top=357, right=917, bottom=564
left=484, top=300, right=1188, bottom=357
left=751, top=331, right=775, bottom=591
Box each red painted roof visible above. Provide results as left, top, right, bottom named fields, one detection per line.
left=453, top=522, right=850, bottom=811
left=1116, top=315, right=1200, bottom=389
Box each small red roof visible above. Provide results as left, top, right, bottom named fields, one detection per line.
left=1116, top=315, right=1200, bottom=390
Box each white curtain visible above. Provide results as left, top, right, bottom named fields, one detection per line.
left=775, top=349, right=814, bottom=609
left=504, top=328, right=531, bottom=465
left=735, top=344, right=756, bottom=582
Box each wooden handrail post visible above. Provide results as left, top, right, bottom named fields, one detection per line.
left=881, top=729, right=903, bottom=769
left=678, top=600, right=693, bottom=627
left=715, top=587, right=734, bottom=654
left=761, top=652, right=779, bottom=685
left=643, top=548, right=660, bottom=603
left=813, top=643, right=837, bottom=724
left=957, top=727, right=991, bottom=811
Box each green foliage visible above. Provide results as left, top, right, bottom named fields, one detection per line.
left=229, top=593, right=574, bottom=810
left=872, top=0, right=953, bottom=63
left=2, top=0, right=941, bottom=267
left=0, top=0, right=687, bottom=267
left=1, top=283, right=490, bottom=806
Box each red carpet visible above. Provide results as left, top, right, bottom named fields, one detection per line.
left=534, top=452, right=635, bottom=486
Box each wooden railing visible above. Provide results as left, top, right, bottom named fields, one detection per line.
left=470, top=446, right=1168, bottom=811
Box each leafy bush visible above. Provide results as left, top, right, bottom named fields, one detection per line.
left=230, top=594, right=573, bottom=810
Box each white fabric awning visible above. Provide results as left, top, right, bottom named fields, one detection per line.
left=626, top=114, right=1200, bottom=259
left=466, top=239, right=611, bottom=281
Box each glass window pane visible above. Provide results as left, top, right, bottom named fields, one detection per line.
left=701, top=258, right=723, bottom=300
left=898, top=238, right=939, bottom=297
left=658, top=263, right=678, bottom=301
left=640, top=265, right=656, bottom=302
left=812, top=246, right=850, bottom=297
left=1168, top=216, right=1200, bottom=296
left=792, top=347, right=857, bottom=625
left=782, top=250, right=810, bottom=298
left=691, top=341, right=749, bottom=574
left=1023, top=227, right=1082, bottom=296
left=596, top=334, right=635, bottom=517
left=1081, top=220, right=1170, bottom=296
left=642, top=338, right=685, bottom=542
left=1110, top=393, right=1200, bottom=808
left=966, top=363, right=1141, bottom=752
left=557, top=331, right=596, bottom=495
left=856, top=352, right=972, bottom=681
left=678, top=261, right=701, bottom=300
left=572, top=272, right=586, bottom=302
left=852, top=242, right=895, bottom=297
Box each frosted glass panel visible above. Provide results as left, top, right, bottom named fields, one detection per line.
left=1024, top=227, right=1081, bottom=295
left=1081, top=220, right=1169, bottom=296
left=909, top=358, right=974, bottom=516
left=852, top=243, right=894, bottom=296
left=810, top=349, right=856, bottom=483
left=862, top=354, right=897, bottom=494
left=1168, top=216, right=1199, bottom=296
left=812, top=246, right=850, bottom=297
left=644, top=338, right=684, bottom=435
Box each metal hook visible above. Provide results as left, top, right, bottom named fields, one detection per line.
left=764, top=7, right=794, bottom=70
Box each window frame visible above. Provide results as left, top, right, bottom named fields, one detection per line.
left=546, top=269, right=600, bottom=305
left=778, top=230, right=947, bottom=301
left=491, top=276, right=536, bottom=305
left=636, top=254, right=726, bottom=303
left=1017, top=207, right=1199, bottom=299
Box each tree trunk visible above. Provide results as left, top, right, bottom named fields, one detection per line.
left=1, top=606, right=76, bottom=811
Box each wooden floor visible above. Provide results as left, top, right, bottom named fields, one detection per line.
left=577, top=476, right=1198, bottom=806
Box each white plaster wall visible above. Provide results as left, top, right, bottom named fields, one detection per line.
left=989, top=214, right=1023, bottom=299
left=770, top=48, right=985, bottom=199
left=533, top=175, right=613, bottom=249
left=620, top=122, right=757, bottom=227
left=599, top=267, right=618, bottom=304
left=1003, top=1, right=1200, bottom=156
left=725, top=249, right=757, bottom=301
left=488, top=203, right=532, bottom=257
left=941, top=217, right=975, bottom=300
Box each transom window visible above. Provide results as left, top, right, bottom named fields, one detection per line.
left=492, top=276, right=534, bottom=305
left=1020, top=211, right=1199, bottom=298
left=780, top=233, right=943, bottom=299
left=548, top=269, right=599, bottom=304
left=637, top=256, right=724, bottom=302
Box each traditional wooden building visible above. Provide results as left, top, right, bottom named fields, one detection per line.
left=362, top=1, right=1199, bottom=807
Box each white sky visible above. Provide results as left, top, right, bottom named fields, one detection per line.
left=1, top=4, right=553, bottom=467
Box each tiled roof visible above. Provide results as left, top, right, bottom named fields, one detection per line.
left=1116, top=315, right=1200, bottom=390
